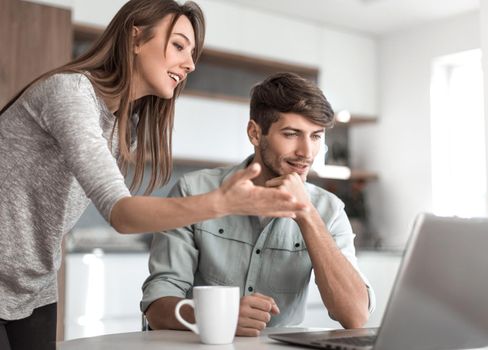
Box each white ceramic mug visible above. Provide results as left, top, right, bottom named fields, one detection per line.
left=175, top=286, right=240, bottom=344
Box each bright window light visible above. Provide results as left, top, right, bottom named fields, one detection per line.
left=79, top=250, right=106, bottom=337
left=430, top=49, right=486, bottom=217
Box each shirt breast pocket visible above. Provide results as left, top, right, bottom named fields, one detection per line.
left=195, top=221, right=253, bottom=286
left=259, top=235, right=312, bottom=294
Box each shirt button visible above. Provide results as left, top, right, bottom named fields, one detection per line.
left=248, top=286, right=253, bottom=292
left=295, top=243, right=300, bottom=248
left=218, top=228, right=224, bottom=234
left=255, top=249, right=261, bottom=254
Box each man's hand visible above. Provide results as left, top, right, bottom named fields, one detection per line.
left=265, top=172, right=311, bottom=221
left=236, top=293, right=280, bottom=337
left=218, top=163, right=306, bottom=218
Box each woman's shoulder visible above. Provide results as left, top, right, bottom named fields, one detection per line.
left=24, top=72, right=98, bottom=107
left=38, top=72, right=94, bottom=93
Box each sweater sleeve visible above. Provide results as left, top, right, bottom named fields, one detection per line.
left=30, top=73, right=131, bottom=222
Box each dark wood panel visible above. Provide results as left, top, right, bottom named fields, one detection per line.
left=0, top=0, right=72, bottom=107
left=0, top=0, right=16, bottom=105
left=0, top=0, right=72, bottom=340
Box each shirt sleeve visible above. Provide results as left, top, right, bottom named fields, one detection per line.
left=32, top=74, right=130, bottom=222
left=140, top=177, right=199, bottom=312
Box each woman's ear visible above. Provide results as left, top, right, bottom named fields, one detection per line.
left=247, top=120, right=261, bottom=147
left=133, top=26, right=142, bottom=54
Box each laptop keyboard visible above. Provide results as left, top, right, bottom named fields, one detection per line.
left=312, top=335, right=376, bottom=348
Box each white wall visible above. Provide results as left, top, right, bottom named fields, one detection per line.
left=319, top=29, right=378, bottom=116
left=199, top=0, right=321, bottom=67
left=353, top=11, right=480, bottom=247
left=173, top=96, right=253, bottom=162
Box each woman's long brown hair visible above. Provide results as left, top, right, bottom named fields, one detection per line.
left=0, top=0, right=205, bottom=194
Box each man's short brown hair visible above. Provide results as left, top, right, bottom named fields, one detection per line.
left=250, top=72, right=334, bottom=134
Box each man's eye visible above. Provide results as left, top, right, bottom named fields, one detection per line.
left=284, top=133, right=297, bottom=138
left=312, top=134, right=323, bottom=140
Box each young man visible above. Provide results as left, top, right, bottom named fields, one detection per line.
left=140, top=73, right=375, bottom=336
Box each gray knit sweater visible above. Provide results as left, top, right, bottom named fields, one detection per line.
left=0, top=73, right=131, bottom=320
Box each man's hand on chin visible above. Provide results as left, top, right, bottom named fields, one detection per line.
left=265, top=173, right=311, bottom=220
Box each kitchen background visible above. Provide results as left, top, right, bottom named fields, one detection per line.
left=1, top=0, right=487, bottom=342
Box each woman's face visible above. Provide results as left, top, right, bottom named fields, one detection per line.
left=133, top=15, right=196, bottom=99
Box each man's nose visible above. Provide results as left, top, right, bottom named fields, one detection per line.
left=296, top=139, right=313, bottom=159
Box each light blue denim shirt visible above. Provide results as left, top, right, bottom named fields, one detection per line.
left=141, top=157, right=375, bottom=326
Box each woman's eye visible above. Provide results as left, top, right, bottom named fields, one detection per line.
left=173, top=42, right=184, bottom=51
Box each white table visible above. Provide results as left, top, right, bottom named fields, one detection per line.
left=57, top=328, right=488, bottom=350
left=56, top=327, right=319, bottom=350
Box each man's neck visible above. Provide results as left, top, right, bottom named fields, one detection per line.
left=248, top=159, right=272, bottom=187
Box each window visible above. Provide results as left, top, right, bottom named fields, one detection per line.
left=430, top=49, right=486, bottom=217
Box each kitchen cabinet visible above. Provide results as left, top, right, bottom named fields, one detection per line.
left=65, top=251, right=149, bottom=340
left=63, top=248, right=401, bottom=338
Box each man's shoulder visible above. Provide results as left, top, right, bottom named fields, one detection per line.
left=305, top=182, right=345, bottom=210
left=178, top=164, right=237, bottom=194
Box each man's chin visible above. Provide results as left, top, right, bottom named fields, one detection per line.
left=283, top=169, right=308, bottom=181
left=298, top=173, right=308, bottom=182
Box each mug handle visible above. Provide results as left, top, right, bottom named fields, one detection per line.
left=175, top=299, right=199, bottom=334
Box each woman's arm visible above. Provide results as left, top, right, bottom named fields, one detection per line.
left=110, top=163, right=306, bottom=233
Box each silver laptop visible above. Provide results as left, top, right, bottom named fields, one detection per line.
left=270, top=213, right=488, bottom=350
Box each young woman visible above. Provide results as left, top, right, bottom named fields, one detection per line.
left=0, top=1, right=304, bottom=349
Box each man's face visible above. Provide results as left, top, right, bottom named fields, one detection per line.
left=253, top=113, right=325, bottom=181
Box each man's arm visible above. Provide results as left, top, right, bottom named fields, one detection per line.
left=296, top=207, right=370, bottom=328
left=146, top=293, right=280, bottom=335
left=140, top=179, right=199, bottom=329
left=146, top=297, right=194, bottom=330
left=266, top=174, right=370, bottom=329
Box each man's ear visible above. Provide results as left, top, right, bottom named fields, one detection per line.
left=247, top=120, right=261, bottom=147
left=133, top=26, right=142, bottom=54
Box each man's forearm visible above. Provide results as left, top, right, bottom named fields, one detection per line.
left=145, top=296, right=195, bottom=330
left=297, top=209, right=369, bottom=328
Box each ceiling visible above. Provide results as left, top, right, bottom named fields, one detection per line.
left=217, top=0, right=480, bottom=35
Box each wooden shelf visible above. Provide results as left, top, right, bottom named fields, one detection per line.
left=308, top=168, right=378, bottom=182
left=334, top=114, right=378, bottom=127
left=73, top=23, right=317, bottom=78
left=172, top=158, right=229, bottom=169
left=350, top=170, right=378, bottom=181
left=73, top=23, right=104, bottom=41
left=200, top=47, right=319, bottom=78
left=182, top=89, right=249, bottom=104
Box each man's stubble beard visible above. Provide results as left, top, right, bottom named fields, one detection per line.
left=257, top=137, right=282, bottom=180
